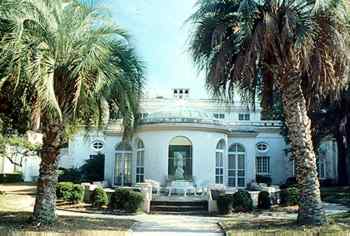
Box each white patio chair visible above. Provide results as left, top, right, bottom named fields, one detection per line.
left=195, top=180, right=209, bottom=196
left=144, top=179, right=161, bottom=195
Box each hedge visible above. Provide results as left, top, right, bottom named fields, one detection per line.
left=258, top=191, right=271, bottom=209
left=92, top=187, right=108, bottom=208
left=217, top=194, right=233, bottom=214
left=280, top=187, right=299, bottom=206
left=0, top=173, right=23, bottom=183
left=56, top=182, right=84, bottom=203
left=109, top=188, right=144, bottom=213
left=232, top=190, right=253, bottom=212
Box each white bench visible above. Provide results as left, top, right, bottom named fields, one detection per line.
left=167, top=180, right=196, bottom=197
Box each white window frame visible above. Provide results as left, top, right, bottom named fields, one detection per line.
left=91, top=140, right=104, bottom=152
left=318, top=158, right=327, bottom=179
left=256, top=156, right=270, bottom=176
left=136, top=140, right=145, bottom=183
left=256, top=142, right=269, bottom=153
left=238, top=113, right=250, bottom=121
left=228, top=144, right=246, bottom=188
left=215, top=140, right=225, bottom=184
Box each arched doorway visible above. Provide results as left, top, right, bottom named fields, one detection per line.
left=168, top=136, right=192, bottom=180
left=115, top=142, right=132, bottom=186
left=228, top=143, right=246, bottom=187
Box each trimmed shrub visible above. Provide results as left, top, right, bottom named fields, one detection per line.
left=56, top=182, right=74, bottom=199
left=70, top=184, right=84, bottom=203
left=232, top=190, right=253, bottom=212
left=257, top=191, right=271, bottom=209
left=256, top=175, right=272, bottom=186
left=110, top=188, right=144, bottom=213
left=58, top=168, right=81, bottom=183
left=0, top=173, right=23, bottom=183
left=280, top=187, right=299, bottom=206
left=56, top=182, right=84, bottom=203
left=217, top=194, right=233, bottom=214
left=92, top=187, right=108, bottom=208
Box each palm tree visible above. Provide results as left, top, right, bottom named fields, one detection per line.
left=0, top=0, right=144, bottom=224
left=188, top=0, right=350, bottom=225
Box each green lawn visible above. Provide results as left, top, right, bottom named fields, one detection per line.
left=321, top=187, right=350, bottom=207
left=221, top=212, right=350, bottom=236
left=0, top=191, right=135, bottom=236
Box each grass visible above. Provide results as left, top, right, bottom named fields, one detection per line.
left=0, top=211, right=134, bottom=234
left=321, top=187, right=350, bottom=207
left=220, top=212, right=350, bottom=236
left=0, top=190, right=135, bottom=236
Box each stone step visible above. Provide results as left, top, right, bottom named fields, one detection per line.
left=151, top=200, right=208, bottom=207
left=150, top=210, right=209, bottom=216
left=151, top=205, right=207, bottom=212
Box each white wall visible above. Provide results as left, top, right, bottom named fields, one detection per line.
left=135, top=129, right=227, bottom=186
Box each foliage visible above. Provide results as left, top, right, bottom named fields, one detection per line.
left=257, top=191, right=271, bottom=209
left=217, top=194, right=233, bottom=215
left=80, top=154, right=105, bottom=182
left=91, top=187, right=108, bottom=208
left=56, top=182, right=84, bottom=203
left=280, top=177, right=298, bottom=189
left=232, top=190, right=253, bottom=212
left=58, top=168, right=81, bottom=184
left=0, top=173, right=23, bottom=183
left=280, top=187, right=300, bottom=206
left=109, top=189, right=144, bottom=213
left=56, top=182, right=74, bottom=200
left=256, top=175, right=272, bottom=186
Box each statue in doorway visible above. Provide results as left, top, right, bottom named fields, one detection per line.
left=174, top=152, right=185, bottom=179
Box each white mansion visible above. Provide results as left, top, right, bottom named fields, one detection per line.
left=58, top=88, right=338, bottom=188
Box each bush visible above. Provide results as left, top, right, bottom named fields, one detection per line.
left=256, top=175, right=272, bottom=186
left=70, top=184, right=84, bottom=203
left=92, top=187, right=108, bottom=208
left=56, top=182, right=84, bottom=203
left=280, top=177, right=297, bottom=189
left=109, top=188, right=144, bottom=213
left=0, top=173, right=23, bottom=183
left=280, top=187, right=299, bottom=206
left=232, top=190, right=253, bottom=212
left=258, top=191, right=271, bottom=209
left=58, top=168, right=81, bottom=183
left=217, top=194, right=233, bottom=214
left=56, top=182, right=74, bottom=199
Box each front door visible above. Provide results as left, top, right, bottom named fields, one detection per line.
left=114, top=152, right=132, bottom=186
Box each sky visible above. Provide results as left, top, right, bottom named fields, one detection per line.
left=102, top=0, right=207, bottom=98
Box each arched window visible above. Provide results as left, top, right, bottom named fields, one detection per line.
left=228, top=143, right=245, bottom=187
left=168, top=136, right=192, bottom=180
left=115, top=142, right=132, bottom=186
left=215, top=140, right=225, bottom=184
left=136, top=139, right=145, bottom=183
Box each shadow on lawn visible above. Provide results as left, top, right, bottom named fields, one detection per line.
left=0, top=211, right=135, bottom=235
left=222, top=216, right=350, bottom=236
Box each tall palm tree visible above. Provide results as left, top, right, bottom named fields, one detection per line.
left=188, top=0, right=350, bottom=225
left=0, top=0, right=144, bottom=224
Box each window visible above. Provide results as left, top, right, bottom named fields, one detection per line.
left=256, top=156, right=270, bottom=176
left=91, top=140, right=104, bottom=151
left=215, top=140, right=225, bottom=184
left=228, top=144, right=245, bottom=187
left=256, top=142, right=269, bottom=153
left=136, top=140, right=145, bottom=183
left=214, top=113, right=225, bottom=119
left=318, top=158, right=326, bottom=179
left=115, top=142, right=132, bottom=186
left=239, top=113, right=250, bottom=121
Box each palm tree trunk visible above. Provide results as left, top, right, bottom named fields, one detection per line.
left=32, top=122, right=63, bottom=225
left=281, top=76, right=327, bottom=225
